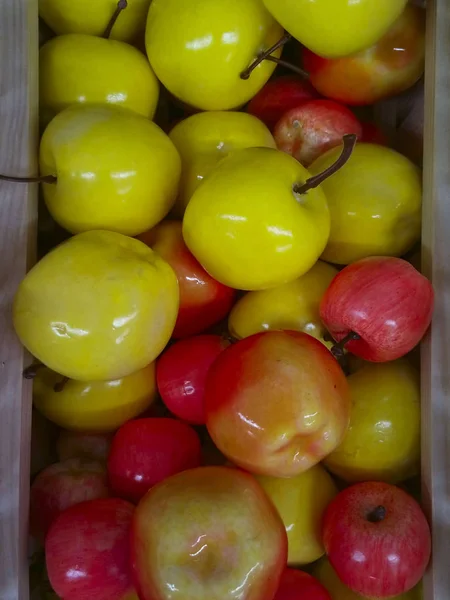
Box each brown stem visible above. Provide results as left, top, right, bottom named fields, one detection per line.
left=0, top=174, right=57, bottom=184
left=240, top=32, right=292, bottom=80
left=367, top=505, right=387, bottom=523
left=293, top=134, right=357, bottom=195
left=54, top=376, right=69, bottom=393
left=103, top=0, right=128, bottom=39
left=331, top=331, right=361, bottom=362
left=264, top=56, right=309, bottom=79
left=23, top=362, right=45, bottom=380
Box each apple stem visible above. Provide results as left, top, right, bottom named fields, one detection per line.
left=263, top=56, right=309, bottom=79
left=367, top=505, right=387, bottom=523
left=293, top=134, right=357, bottom=195
left=240, top=32, right=292, bottom=80
left=54, top=376, right=69, bottom=393
left=23, top=362, right=45, bottom=380
left=103, top=0, right=128, bottom=39
left=0, top=174, right=57, bottom=184
left=330, top=330, right=361, bottom=362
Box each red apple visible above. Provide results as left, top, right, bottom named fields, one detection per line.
left=274, top=99, right=363, bottom=167
left=246, top=75, right=320, bottom=131
left=360, top=121, right=389, bottom=146
left=274, top=569, right=331, bottom=600
left=156, top=334, right=229, bottom=425
left=46, top=498, right=135, bottom=600
left=320, top=256, right=434, bottom=362
left=56, top=430, right=114, bottom=463
left=107, top=417, right=202, bottom=503
left=303, top=5, right=425, bottom=106
left=30, top=458, right=109, bottom=542
left=322, top=481, right=431, bottom=598
left=138, top=221, right=237, bottom=339
left=132, top=466, right=287, bottom=600
left=205, top=331, right=350, bottom=477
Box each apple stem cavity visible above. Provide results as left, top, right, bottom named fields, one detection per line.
left=103, top=0, right=128, bottom=39
left=293, top=134, right=357, bottom=195
left=367, top=505, right=387, bottom=523
left=54, top=376, right=69, bottom=393
left=23, top=362, right=45, bottom=380
left=240, top=32, right=292, bottom=80
left=330, top=330, right=361, bottom=362
left=0, top=174, right=57, bottom=184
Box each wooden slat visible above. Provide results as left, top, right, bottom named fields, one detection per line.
left=0, top=1, right=39, bottom=599
left=421, top=1, right=450, bottom=599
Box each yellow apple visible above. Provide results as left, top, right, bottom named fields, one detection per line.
left=40, top=34, right=160, bottom=127
left=39, top=0, right=151, bottom=43
left=309, top=143, right=422, bottom=265
left=228, top=260, right=338, bottom=346
left=262, top=0, right=408, bottom=58
left=145, top=0, right=283, bottom=111
left=39, top=104, right=181, bottom=236
left=324, top=359, right=420, bottom=483
left=254, top=465, right=338, bottom=565
left=182, top=147, right=330, bottom=291
left=33, top=363, right=157, bottom=433
left=169, top=111, right=276, bottom=218
left=13, top=230, right=179, bottom=381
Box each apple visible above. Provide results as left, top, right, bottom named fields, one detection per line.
left=274, top=569, right=331, bottom=600
left=139, top=221, right=237, bottom=339
left=30, top=458, right=109, bottom=542
left=274, top=99, right=363, bottom=167
left=205, top=331, right=350, bottom=477
left=247, top=75, right=320, bottom=131
left=322, top=481, right=431, bottom=598
left=132, top=466, right=287, bottom=600
left=46, top=498, right=135, bottom=600
left=360, top=121, right=389, bottom=145
left=107, top=418, right=202, bottom=503
left=320, top=256, right=434, bottom=362
left=303, top=4, right=425, bottom=106
left=156, top=335, right=229, bottom=425
left=56, top=430, right=114, bottom=463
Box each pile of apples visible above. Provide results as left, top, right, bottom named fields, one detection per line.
left=15, top=0, right=434, bottom=599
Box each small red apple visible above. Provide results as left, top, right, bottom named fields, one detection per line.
left=156, top=334, right=229, bottom=425
left=322, top=481, right=431, bottom=598
left=56, top=430, right=114, bottom=463
left=46, top=498, right=135, bottom=600
left=320, top=256, right=434, bottom=362
left=107, top=417, right=202, bottom=503
left=246, top=75, right=320, bottom=131
left=274, top=569, right=331, bottom=600
left=30, top=458, right=109, bottom=542
left=132, top=466, right=287, bottom=600
left=205, top=331, right=350, bottom=477
left=303, top=4, right=425, bottom=106
left=138, top=221, right=237, bottom=339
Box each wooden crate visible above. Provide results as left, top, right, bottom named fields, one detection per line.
left=0, top=1, right=448, bottom=599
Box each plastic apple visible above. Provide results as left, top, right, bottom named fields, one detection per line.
left=262, top=0, right=408, bottom=58
left=274, top=99, right=363, bottom=166
left=322, top=482, right=431, bottom=598
left=57, top=430, right=114, bottom=463
left=168, top=111, right=276, bottom=217
left=39, top=104, right=181, bottom=236
left=320, top=256, right=434, bottom=362
left=324, top=359, right=420, bottom=483
left=308, top=143, right=422, bottom=264
left=255, top=464, right=338, bottom=565
left=139, top=221, right=237, bottom=338
left=205, top=331, right=350, bottom=477
left=46, top=498, right=135, bottom=600
left=40, top=34, right=160, bottom=127
left=14, top=231, right=179, bottom=381
left=274, top=569, right=331, bottom=600
left=228, top=260, right=338, bottom=346
left=303, top=4, right=425, bottom=106
left=145, top=0, right=284, bottom=111
left=132, top=466, right=287, bottom=600
left=30, top=458, right=109, bottom=542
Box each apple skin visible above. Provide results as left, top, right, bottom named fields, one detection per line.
left=274, top=569, right=331, bottom=600
left=205, top=331, right=350, bottom=477
left=139, top=221, right=237, bottom=339
left=322, top=481, right=431, bottom=598
left=320, top=257, right=434, bottom=362
left=156, top=335, right=229, bottom=425
left=131, top=466, right=287, bottom=600
left=56, top=430, right=114, bottom=463
left=46, top=498, right=135, bottom=600
left=107, top=418, right=202, bottom=503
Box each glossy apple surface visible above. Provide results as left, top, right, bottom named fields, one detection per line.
left=156, top=335, right=229, bottom=424
left=107, top=418, right=202, bottom=503
left=132, top=466, right=287, bottom=600
left=274, top=569, right=331, bottom=600
left=322, top=482, right=431, bottom=598
left=320, top=257, right=434, bottom=362
left=46, top=498, right=135, bottom=600
left=56, top=430, right=114, bottom=463
left=205, top=331, right=350, bottom=477
left=139, top=221, right=237, bottom=339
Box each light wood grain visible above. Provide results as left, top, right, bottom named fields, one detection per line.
left=421, top=1, right=450, bottom=599
left=0, top=1, right=39, bottom=599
